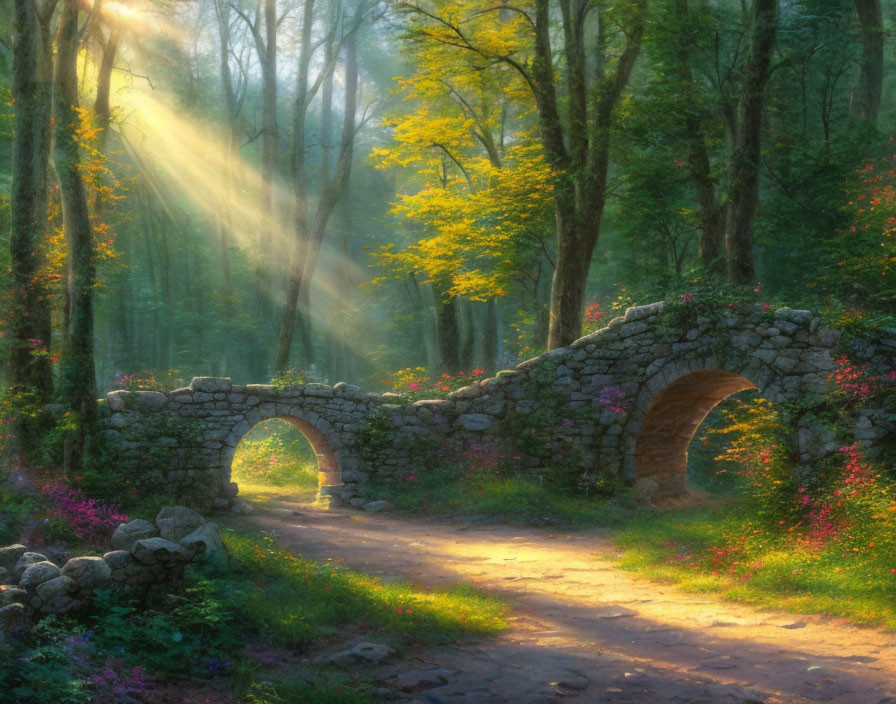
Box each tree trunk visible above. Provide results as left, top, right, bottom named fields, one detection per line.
left=406, top=271, right=430, bottom=371
left=548, top=212, right=600, bottom=348
left=277, top=8, right=362, bottom=372
left=93, top=27, right=119, bottom=131
left=673, top=0, right=725, bottom=270
left=9, top=0, right=55, bottom=400
left=433, top=276, right=460, bottom=373
left=459, top=298, right=475, bottom=369
left=482, top=299, right=498, bottom=374
left=55, top=0, right=98, bottom=472
left=537, top=0, right=645, bottom=348
left=214, top=0, right=244, bottom=373
left=260, top=0, right=278, bottom=244
left=726, top=0, right=777, bottom=285
left=852, top=0, right=883, bottom=124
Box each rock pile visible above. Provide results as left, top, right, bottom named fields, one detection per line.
left=0, top=506, right=226, bottom=636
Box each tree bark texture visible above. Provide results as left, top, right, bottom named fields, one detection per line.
left=852, top=0, right=883, bottom=124
left=726, top=0, right=777, bottom=285
left=9, top=0, right=55, bottom=399
left=55, top=0, right=99, bottom=470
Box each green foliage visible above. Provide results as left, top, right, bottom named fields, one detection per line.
left=112, top=369, right=188, bottom=392
left=85, top=584, right=235, bottom=678
left=614, top=502, right=896, bottom=630
left=369, top=459, right=631, bottom=528
left=247, top=681, right=370, bottom=704
left=376, top=366, right=486, bottom=400
left=270, top=369, right=310, bottom=389
left=356, top=410, right=396, bottom=457
left=659, top=282, right=773, bottom=332
left=0, top=622, right=92, bottom=704
left=231, top=419, right=317, bottom=489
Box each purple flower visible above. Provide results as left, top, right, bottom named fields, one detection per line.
left=597, top=386, right=627, bottom=413
left=40, top=484, right=128, bottom=545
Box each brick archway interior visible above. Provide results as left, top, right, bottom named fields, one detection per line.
left=280, top=417, right=341, bottom=488
left=634, top=370, right=756, bottom=497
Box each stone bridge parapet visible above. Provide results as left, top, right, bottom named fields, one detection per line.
left=101, top=301, right=896, bottom=507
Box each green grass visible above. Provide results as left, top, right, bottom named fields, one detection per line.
left=246, top=681, right=371, bottom=704
left=222, top=529, right=507, bottom=648
left=235, top=481, right=318, bottom=503
left=371, top=465, right=633, bottom=529
left=612, top=504, right=896, bottom=630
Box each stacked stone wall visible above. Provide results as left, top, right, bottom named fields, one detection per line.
left=100, top=302, right=896, bottom=505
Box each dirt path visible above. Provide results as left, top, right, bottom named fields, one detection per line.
left=242, top=501, right=896, bottom=704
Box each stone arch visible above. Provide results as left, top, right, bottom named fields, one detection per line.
left=628, top=367, right=760, bottom=498
left=226, top=407, right=343, bottom=497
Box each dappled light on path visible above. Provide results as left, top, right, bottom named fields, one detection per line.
left=242, top=502, right=896, bottom=704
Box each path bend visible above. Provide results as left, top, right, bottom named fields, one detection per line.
left=241, top=503, right=896, bottom=704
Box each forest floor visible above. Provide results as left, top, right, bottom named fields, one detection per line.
left=236, top=499, right=896, bottom=704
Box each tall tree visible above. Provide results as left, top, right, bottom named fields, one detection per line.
left=55, top=0, right=99, bottom=471
left=673, top=0, right=725, bottom=270
left=275, top=0, right=365, bottom=372
left=214, top=0, right=248, bottom=371
left=233, top=0, right=279, bottom=378
left=404, top=0, right=647, bottom=347
left=726, top=0, right=778, bottom=285
left=9, top=0, right=57, bottom=401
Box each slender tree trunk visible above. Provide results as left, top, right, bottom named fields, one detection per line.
left=214, top=0, right=245, bottom=373
left=482, top=299, right=498, bottom=374
left=673, top=0, right=725, bottom=270
left=433, top=276, right=460, bottom=374
left=726, top=0, right=777, bottom=285
left=459, top=298, right=475, bottom=369
left=276, top=0, right=316, bottom=372
left=277, top=9, right=362, bottom=372
left=406, top=271, right=429, bottom=370
left=852, top=0, right=883, bottom=124
left=260, top=0, right=278, bottom=250
left=93, top=27, right=119, bottom=132
left=333, top=165, right=353, bottom=382
left=9, top=0, right=55, bottom=400
left=56, top=0, right=98, bottom=472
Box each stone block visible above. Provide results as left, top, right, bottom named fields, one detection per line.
left=190, top=377, right=232, bottom=393
left=457, top=413, right=494, bottom=431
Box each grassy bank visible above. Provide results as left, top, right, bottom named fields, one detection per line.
left=612, top=504, right=896, bottom=630
left=0, top=519, right=506, bottom=703
left=369, top=464, right=633, bottom=529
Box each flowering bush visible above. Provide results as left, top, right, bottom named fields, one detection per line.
left=270, top=369, right=310, bottom=389
left=113, top=369, right=186, bottom=393
left=596, top=386, right=626, bottom=413
left=826, top=141, right=896, bottom=310
left=684, top=387, right=896, bottom=581
left=39, top=483, right=128, bottom=546
left=88, top=661, right=153, bottom=703
left=379, top=367, right=486, bottom=400
left=582, top=302, right=604, bottom=334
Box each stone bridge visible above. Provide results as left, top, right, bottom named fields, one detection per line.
left=102, top=301, right=895, bottom=508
